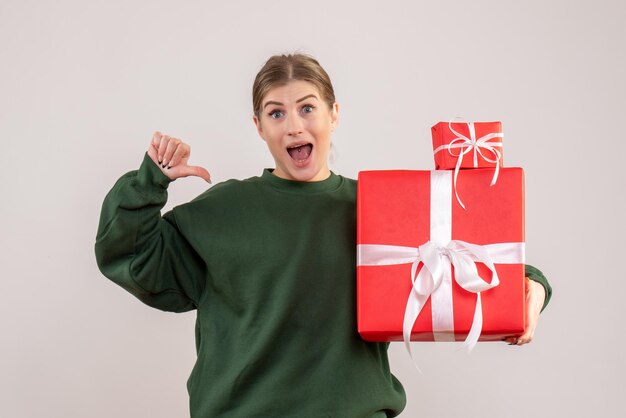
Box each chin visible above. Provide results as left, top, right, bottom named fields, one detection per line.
left=276, top=161, right=326, bottom=182
left=289, top=168, right=318, bottom=182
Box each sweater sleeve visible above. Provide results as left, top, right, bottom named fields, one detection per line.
left=94, top=152, right=206, bottom=313
left=525, top=264, right=552, bottom=313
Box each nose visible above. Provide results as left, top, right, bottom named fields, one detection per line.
left=286, top=112, right=304, bottom=136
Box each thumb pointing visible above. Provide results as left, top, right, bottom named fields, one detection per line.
left=179, top=165, right=212, bottom=183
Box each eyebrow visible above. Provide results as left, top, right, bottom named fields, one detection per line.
left=263, top=94, right=318, bottom=109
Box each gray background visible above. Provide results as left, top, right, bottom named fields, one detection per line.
left=1, top=0, right=624, bottom=417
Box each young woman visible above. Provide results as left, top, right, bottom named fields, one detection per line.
left=95, top=53, right=552, bottom=417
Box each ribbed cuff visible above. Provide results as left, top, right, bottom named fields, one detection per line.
left=136, top=152, right=175, bottom=190
left=525, top=264, right=552, bottom=313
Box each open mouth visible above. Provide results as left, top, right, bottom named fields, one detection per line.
left=286, top=143, right=313, bottom=163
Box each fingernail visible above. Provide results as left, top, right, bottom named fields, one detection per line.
left=158, top=156, right=162, bottom=163
left=206, top=178, right=212, bottom=184
left=167, top=165, right=171, bottom=169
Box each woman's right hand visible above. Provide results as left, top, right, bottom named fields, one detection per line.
left=147, top=131, right=211, bottom=183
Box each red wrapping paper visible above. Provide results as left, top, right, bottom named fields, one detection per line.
left=432, top=121, right=503, bottom=170
left=357, top=168, right=525, bottom=342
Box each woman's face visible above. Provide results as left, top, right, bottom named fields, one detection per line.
left=253, top=80, right=339, bottom=182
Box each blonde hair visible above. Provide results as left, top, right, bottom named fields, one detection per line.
left=252, top=53, right=336, bottom=120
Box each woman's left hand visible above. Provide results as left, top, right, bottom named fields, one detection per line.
left=504, top=277, right=546, bottom=346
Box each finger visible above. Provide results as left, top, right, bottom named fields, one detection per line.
left=147, top=132, right=161, bottom=163
left=167, top=141, right=190, bottom=168
left=162, top=137, right=182, bottom=167
left=503, top=334, right=528, bottom=345
left=157, top=134, right=171, bottom=163
left=516, top=329, right=534, bottom=345
left=150, top=131, right=162, bottom=151
left=179, top=165, right=212, bottom=183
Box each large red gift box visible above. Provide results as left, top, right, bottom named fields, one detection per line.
left=356, top=168, right=526, bottom=344
left=432, top=121, right=503, bottom=171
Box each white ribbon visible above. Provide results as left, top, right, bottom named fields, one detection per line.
left=433, top=120, right=503, bottom=209
left=357, top=241, right=524, bottom=356
left=357, top=170, right=524, bottom=370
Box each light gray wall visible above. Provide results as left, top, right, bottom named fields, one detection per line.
left=1, top=0, right=623, bottom=417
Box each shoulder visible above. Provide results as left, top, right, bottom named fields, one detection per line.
left=173, top=175, right=264, bottom=214
left=195, top=176, right=261, bottom=200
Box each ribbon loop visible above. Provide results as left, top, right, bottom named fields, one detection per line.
left=433, top=120, right=504, bottom=209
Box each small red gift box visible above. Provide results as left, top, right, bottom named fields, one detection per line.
left=432, top=121, right=503, bottom=170
left=356, top=168, right=526, bottom=347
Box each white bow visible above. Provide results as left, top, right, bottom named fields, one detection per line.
left=357, top=240, right=524, bottom=371
left=433, top=120, right=503, bottom=209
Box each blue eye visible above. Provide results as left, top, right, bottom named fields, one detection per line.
left=302, top=105, right=314, bottom=113
left=269, top=110, right=283, bottom=119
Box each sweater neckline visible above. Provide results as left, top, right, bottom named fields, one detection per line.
left=260, top=168, right=343, bottom=193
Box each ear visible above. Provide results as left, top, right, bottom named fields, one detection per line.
left=252, top=114, right=266, bottom=142
left=330, top=102, right=339, bottom=130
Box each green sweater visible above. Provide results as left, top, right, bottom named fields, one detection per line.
left=94, top=153, right=551, bottom=418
